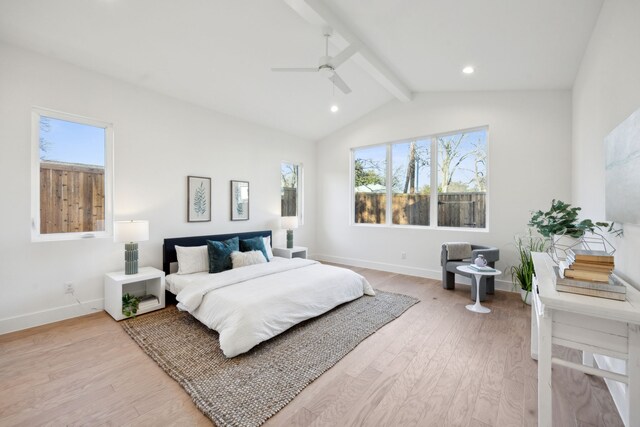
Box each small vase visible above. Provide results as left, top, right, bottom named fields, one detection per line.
left=474, top=254, right=488, bottom=267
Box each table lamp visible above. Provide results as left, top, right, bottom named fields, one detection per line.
left=281, top=216, right=299, bottom=249
left=114, top=220, right=149, bottom=274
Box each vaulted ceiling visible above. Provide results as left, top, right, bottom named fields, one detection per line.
left=0, top=0, right=603, bottom=140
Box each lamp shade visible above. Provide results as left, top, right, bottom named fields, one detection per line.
left=114, top=220, right=149, bottom=243
left=281, top=216, right=299, bottom=230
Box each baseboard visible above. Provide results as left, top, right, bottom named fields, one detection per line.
left=312, top=253, right=515, bottom=292
left=0, top=298, right=104, bottom=335
left=594, top=354, right=629, bottom=427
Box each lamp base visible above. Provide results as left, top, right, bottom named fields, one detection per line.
left=124, top=242, right=139, bottom=275
left=286, top=230, right=294, bottom=249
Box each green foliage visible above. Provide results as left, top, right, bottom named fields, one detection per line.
left=122, top=293, right=140, bottom=318
left=511, top=231, right=547, bottom=300
left=354, top=158, right=384, bottom=188
left=193, top=182, right=207, bottom=215
left=529, top=199, right=622, bottom=238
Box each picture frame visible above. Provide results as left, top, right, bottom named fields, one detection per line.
left=230, top=180, right=249, bottom=221
left=187, top=176, right=211, bottom=222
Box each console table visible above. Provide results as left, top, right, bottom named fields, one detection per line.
left=531, top=252, right=640, bottom=427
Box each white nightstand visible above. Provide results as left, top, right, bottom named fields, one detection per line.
left=272, top=246, right=308, bottom=259
left=104, top=266, right=165, bottom=321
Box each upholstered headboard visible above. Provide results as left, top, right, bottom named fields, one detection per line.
left=162, top=230, right=272, bottom=276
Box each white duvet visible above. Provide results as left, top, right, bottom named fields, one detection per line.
left=175, top=258, right=375, bottom=358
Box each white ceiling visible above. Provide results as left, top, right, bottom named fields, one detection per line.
left=0, top=0, right=603, bottom=140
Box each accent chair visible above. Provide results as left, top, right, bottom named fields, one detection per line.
left=441, top=243, right=500, bottom=301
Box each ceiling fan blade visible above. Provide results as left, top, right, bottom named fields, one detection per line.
left=271, top=67, right=318, bottom=72
left=327, top=43, right=359, bottom=69
left=328, top=72, right=352, bottom=94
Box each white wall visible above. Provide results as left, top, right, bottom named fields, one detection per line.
left=0, top=43, right=316, bottom=334
left=572, top=0, right=640, bottom=286
left=572, top=2, right=640, bottom=422
left=315, top=91, right=572, bottom=287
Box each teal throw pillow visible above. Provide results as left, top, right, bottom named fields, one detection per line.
left=206, top=237, right=239, bottom=273
left=239, top=236, right=269, bottom=262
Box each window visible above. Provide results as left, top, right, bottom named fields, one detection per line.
left=353, top=145, right=387, bottom=224
left=32, top=108, right=113, bottom=241
left=281, top=162, right=303, bottom=222
left=392, top=139, right=430, bottom=226
left=437, top=130, right=487, bottom=228
left=352, top=127, right=488, bottom=229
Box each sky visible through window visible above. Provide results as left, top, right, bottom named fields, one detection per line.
left=355, top=129, right=487, bottom=193
left=39, top=116, right=105, bottom=166
left=438, top=129, right=487, bottom=193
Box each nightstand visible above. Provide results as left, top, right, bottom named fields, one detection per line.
left=104, top=266, right=165, bottom=321
left=272, top=246, right=308, bottom=259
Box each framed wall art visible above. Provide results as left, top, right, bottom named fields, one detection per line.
left=230, top=180, right=249, bottom=221
left=605, top=107, right=640, bottom=225
left=187, top=176, right=211, bottom=222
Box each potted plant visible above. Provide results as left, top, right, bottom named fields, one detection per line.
left=528, top=199, right=621, bottom=261
left=528, top=199, right=620, bottom=238
left=122, top=293, right=140, bottom=318
left=511, top=231, right=546, bottom=305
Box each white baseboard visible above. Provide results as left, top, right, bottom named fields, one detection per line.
left=312, top=253, right=515, bottom=292
left=594, top=354, right=629, bottom=427
left=0, top=298, right=104, bottom=335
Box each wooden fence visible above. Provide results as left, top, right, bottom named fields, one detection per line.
left=355, top=192, right=486, bottom=228
left=40, top=161, right=105, bottom=234
left=281, top=187, right=297, bottom=216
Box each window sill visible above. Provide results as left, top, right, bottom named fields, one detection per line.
left=31, top=231, right=112, bottom=242
left=350, top=223, right=489, bottom=232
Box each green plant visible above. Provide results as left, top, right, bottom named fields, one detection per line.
left=528, top=199, right=621, bottom=238
left=122, top=293, right=140, bottom=318
left=511, top=231, right=547, bottom=301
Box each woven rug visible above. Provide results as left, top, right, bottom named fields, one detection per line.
left=122, top=290, right=418, bottom=427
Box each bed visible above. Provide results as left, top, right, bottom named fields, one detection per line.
left=163, top=230, right=374, bottom=357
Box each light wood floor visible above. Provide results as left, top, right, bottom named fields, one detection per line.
left=0, top=266, right=624, bottom=426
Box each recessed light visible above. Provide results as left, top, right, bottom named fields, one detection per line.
left=330, top=104, right=339, bottom=113
left=462, top=66, right=474, bottom=74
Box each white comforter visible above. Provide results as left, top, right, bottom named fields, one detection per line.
left=176, top=258, right=375, bottom=357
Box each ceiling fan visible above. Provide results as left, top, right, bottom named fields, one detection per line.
left=271, top=28, right=359, bottom=95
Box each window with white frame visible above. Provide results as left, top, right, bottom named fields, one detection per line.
left=32, top=108, right=113, bottom=241
left=281, top=162, right=303, bottom=222
left=352, top=127, right=488, bottom=229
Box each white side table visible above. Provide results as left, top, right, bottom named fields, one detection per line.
left=457, top=265, right=501, bottom=314
left=104, top=266, right=165, bottom=321
left=272, top=246, right=308, bottom=259
left=531, top=252, right=640, bottom=427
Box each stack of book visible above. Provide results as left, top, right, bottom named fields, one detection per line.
left=563, top=249, right=614, bottom=282
left=468, top=264, right=496, bottom=272
left=138, top=294, right=159, bottom=310
left=555, top=249, right=625, bottom=301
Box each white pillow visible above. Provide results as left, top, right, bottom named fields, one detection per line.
left=231, top=250, right=267, bottom=268
left=176, top=245, right=209, bottom=275
left=263, top=236, right=274, bottom=260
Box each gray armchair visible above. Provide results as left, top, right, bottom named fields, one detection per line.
left=441, top=243, right=499, bottom=301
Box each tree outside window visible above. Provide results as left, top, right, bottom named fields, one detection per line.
left=352, top=127, right=488, bottom=229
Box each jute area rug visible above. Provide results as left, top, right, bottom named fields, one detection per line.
left=122, top=290, right=418, bottom=427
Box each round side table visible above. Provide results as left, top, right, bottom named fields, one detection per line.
left=456, top=265, right=502, bottom=314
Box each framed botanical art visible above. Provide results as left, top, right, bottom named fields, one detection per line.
left=230, top=180, right=249, bottom=221
left=187, top=176, right=211, bottom=222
